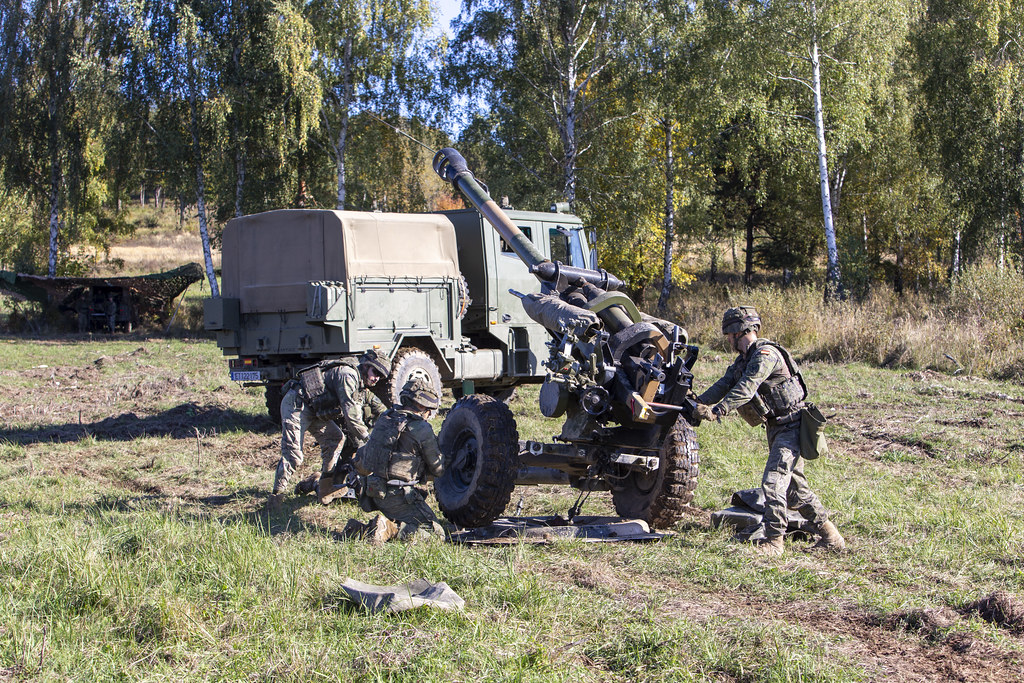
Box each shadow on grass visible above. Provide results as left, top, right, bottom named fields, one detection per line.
left=0, top=401, right=273, bottom=445
left=81, top=485, right=359, bottom=541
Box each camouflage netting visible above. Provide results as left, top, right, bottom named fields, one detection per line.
left=0, top=263, right=204, bottom=319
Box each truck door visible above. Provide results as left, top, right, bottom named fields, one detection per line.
left=549, top=226, right=588, bottom=269
left=491, top=222, right=547, bottom=376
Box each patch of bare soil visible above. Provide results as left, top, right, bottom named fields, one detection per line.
left=0, top=346, right=251, bottom=435
left=832, top=413, right=933, bottom=461
left=658, top=590, right=1024, bottom=682
left=964, top=592, right=1024, bottom=633
left=885, top=606, right=959, bottom=641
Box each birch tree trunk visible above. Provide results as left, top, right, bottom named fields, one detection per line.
left=561, top=71, right=578, bottom=205
left=334, top=36, right=352, bottom=211
left=744, top=212, right=754, bottom=286
left=234, top=122, right=245, bottom=218
left=188, top=72, right=219, bottom=297
left=46, top=45, right=60, bottom=277
left=47, top=153, right=60, bottom=277
left=811, top=35, right=842, bottom=301
left=657, top=119, right=675, bottom=313
left=951, top=229, right=961, bottom=277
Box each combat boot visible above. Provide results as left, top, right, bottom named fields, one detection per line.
left=753, top=535, right=785, bottom=557
left=367, top=515, right=399, bottom=544
left=267, top=492, right=285, bottom=511
left=316, top=473, right=335, bottom=504
left=813, top=520, right=846, bottom=551
left=295, top=473, right=320, bottom=496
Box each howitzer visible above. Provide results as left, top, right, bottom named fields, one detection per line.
left=430, top=148, right=702, bottom=530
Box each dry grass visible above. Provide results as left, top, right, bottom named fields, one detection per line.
left=652, top=266, right=1024, bottom=383
left=89, top=230, right=215, bottom=277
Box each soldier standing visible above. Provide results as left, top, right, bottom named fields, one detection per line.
left=76, top=292, right=90, bottom=333
left=103, top=294, right=117, bottom=333
left=353, top=378, right=446, bottom=541
left=695, top=306, right=845, bottom=557
left=268, top=349, right=392, bottom=508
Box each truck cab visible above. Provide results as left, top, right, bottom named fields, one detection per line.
left=442, top=208, right=594, bottom=391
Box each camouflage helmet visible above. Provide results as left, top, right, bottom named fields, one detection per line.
left=400, top=377, right=440, bottom=410
left=358, top=348, right=391, bottom=378
left=722, top=306, right=761, bottom=335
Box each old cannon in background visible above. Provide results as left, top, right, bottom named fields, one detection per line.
left=431, top=148, right=701, bottom=529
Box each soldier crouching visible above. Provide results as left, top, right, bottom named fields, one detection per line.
left=695, top=306, right=845, bottom=557
left=353, top=378, right=447, bottom=541
left=268, top=349, right=391, bottom=508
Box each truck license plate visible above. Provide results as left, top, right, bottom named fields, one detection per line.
left=230, top=370, right=261, bottom=382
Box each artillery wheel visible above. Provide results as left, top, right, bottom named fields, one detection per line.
left=611, top=417, right=699, bottom=529
left=265, top=382, right=284, bottom=425
left=435, top=395, right=519, bottom=528
left=384, top=347, right=443, bottom=416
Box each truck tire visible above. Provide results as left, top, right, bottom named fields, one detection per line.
left=265, top=382, right=284, bottom=425
left=611, top=417, right=699, bottom=529
left=435, top=395, right=519, bottom=528
left=385, top=348, right=443, bottom=416
left=480, top=387, right=517, bottom=404
left=455, top=274, right=471, bottom=320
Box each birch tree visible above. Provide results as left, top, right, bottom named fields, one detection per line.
left=759, top=0, right=908, bottom=300
left=308, top=0, right=434, bottom=210
left=0, top=0, right=130, bottom=276
left=217, top=0, right=320, bottom=217
left=449, top=0, right=645, bottom=209
left=914, top=0, right=1024, bottom=269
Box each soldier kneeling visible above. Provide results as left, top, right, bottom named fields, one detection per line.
left=353, top=378, right=447, bottom=542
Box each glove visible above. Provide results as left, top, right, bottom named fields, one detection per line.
left=695, top=403, right=719, bottom=423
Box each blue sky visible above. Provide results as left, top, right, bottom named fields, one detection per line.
left=435, top=0, right=462, bottom=35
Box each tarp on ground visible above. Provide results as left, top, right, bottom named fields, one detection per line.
left=340, top=578, right=465, bottom=614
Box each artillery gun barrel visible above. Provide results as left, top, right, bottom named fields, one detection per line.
left=433, top=148, right=622, bottom=291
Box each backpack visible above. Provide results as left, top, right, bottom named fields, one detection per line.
left=296, top=357, right=359, bottom=419
left=353, top=409, right=409, bottom=481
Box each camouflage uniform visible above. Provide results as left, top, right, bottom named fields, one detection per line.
left=698, top=339, right=829, bottom=539
left=355, top=403, right=445, bottom=538
left=76, top=295, right=90, bottom=333
left=272, top=359, right=379, bottom=494
left=103, top=295, right=117, bottom=333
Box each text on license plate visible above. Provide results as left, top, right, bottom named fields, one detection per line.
left=230, top=370, right=262, bottom=382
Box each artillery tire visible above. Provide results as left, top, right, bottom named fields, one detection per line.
left=384, top=348, right=443, bottom=417
left=611, top=417, right=699, bottom=529
left=265, top=382, right=284, bottom=425
left=435, top=395, right=519, bottom=528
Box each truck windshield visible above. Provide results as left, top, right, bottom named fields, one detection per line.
left=550, top=226, right=587, bottom=269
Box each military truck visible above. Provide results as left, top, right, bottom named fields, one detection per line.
left=204, top=207, right=598, bottom=421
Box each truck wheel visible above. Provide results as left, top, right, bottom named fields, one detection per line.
left=265, top=382, right=284, bottom=425
left=481, top=387, right=517, bottom=404
left=455, top=274, right=471, bottom=320
left=435, top=395, right=519, bottom=528
left=611, top=418, right=699, bottom=529
left=385, top=348, right=443, bottom=416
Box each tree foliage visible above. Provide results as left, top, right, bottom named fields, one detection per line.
left=0, top=0, right=1021, bottom=298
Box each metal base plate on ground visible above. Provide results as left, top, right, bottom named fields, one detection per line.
left=449, top=515, right=673, bottom=544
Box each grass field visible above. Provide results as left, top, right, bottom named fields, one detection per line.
left=1, top=332, right=1022, bottom=681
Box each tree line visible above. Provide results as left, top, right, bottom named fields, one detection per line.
left=1, top=0, right=1022, bottom=304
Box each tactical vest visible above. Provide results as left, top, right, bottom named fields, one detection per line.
left=296, top=357, right=359, bottom=420
left=353, top=408, right=411, bottom=481
left=735, top=339, right=807, bottom=426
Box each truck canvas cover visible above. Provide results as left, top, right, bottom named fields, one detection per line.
left=222, top=209, right=459, bottom=313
